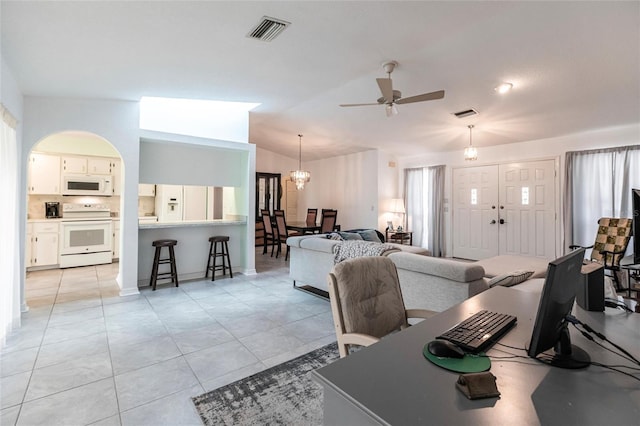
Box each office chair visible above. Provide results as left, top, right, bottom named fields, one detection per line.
left=328, top=256, right=435, bottom=357
left=570, top=217, right=632, bottom=290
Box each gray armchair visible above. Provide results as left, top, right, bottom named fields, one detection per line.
left=328, top=256, right=435, bottom=357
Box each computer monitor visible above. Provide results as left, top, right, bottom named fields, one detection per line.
left=633, top=188, right=640, bottom=264
left=527, top=248, right=591, bottom=369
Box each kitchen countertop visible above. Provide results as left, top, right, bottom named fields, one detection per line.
left=139, top=219, right=246, bottom=229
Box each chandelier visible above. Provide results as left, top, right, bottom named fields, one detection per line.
left=290, top=134, right=311, bottom=190
left=464, top=125, right=478, bottom=161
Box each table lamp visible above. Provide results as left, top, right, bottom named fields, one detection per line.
left=389, top=198, right=405, bottom=231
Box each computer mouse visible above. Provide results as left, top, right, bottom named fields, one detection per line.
left=427, top=339, right=465, bottom=359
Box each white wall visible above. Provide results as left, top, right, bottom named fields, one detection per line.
left=296, top=150, right=380, bottom=230
left=1, top=55, right=25, bottom=327
left=398, top=123, right=640, bottom=255
left=22, top=97, right=141, bottom=296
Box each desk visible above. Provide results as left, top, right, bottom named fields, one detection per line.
left=286, top=221, right=320, bottom=234
left=312, top=286, right=640, bottom=425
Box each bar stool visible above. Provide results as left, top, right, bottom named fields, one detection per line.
left=149, top=239, right=179, bottom=291
left=205, top=236, right=233, bottom=281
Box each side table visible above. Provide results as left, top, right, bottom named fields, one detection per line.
left=386, top=230, right=413, bottom=245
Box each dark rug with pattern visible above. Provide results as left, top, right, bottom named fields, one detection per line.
left=192, top=342, right=339, bottom=425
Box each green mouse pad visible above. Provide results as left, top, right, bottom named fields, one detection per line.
left=423, top=343, right=491, bottom=373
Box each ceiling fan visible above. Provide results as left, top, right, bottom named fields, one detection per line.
left=340, top=61, right=445, bottom=117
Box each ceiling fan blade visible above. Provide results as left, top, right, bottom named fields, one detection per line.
left=376, top=78, right=394, bottom=103
left=339, top=102, right=380, bottom=107
left=396, top=90, right=445, bottom=104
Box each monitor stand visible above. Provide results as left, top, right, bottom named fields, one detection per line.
left=539, top=325, right=591, bottom=369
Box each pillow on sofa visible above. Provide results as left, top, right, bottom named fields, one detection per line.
left=326, top=233, right=343, bottom=241
left=337, top=231, right=364, bottom=241
left=488, top=270, right=535, bottom=288
left=356, top=229, right=383, bottom=243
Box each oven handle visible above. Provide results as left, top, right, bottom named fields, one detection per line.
left=61, top=220, right=113, bottom=226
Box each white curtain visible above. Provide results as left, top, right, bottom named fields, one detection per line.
left=0, top=104, right=20, bottom=345
left=404, top=165, right=445, bottom=256
left=564, top=145, right=640, bottom=255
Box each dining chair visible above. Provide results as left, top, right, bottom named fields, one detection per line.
left=260, top=209, right=278, bottom=257
left=306, top=208, right=318, bottom=226
left=274, top=210, right=301, bottom=260
left=320, top=209, right=337, bottom=233
left=328, top=256, right=436, bottom=357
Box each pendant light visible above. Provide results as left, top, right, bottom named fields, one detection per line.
left=464, top=125, right=478, bottom=161
left=290, top=134, right=311, bottom=190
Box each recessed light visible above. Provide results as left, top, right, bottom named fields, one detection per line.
left=495, top=83, right=513, bottom=94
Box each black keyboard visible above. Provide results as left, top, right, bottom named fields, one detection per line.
left=436, top=310, right=517, bottom=353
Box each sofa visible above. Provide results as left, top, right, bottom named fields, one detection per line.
left=288, top=232, right=550, bottom=312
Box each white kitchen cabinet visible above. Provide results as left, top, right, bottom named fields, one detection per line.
left=112, top=219, right=120, bottom=259
left=61, top=156, right=87, bottom=174
left=183, top=185, right=207, bottom=221
left=88, top=157, right=112, bottom=174
left=110, top=159, right=122, bottom=195
left=62, top=155, right=115, bottom=175
left=32, top=222, right=59, bottom=267
left=25, top=223, right=33, bottom=267
left=139, top=184, right=156, bottom=197
left=28, top=152, right=61, bottom=195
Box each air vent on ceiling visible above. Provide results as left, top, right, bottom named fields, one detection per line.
left=452, top=108, right=478, bottom=118
left=247, top=16, right=290, bottom=42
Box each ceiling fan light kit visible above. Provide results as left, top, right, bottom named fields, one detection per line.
left=464, top=125, right=478, bottom=161
left=339, top=60, right=445, bottom=117
left=290, top=134, right=311, bottom=190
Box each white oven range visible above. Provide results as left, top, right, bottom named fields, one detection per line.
left=60, top=203, right=113, bottom=268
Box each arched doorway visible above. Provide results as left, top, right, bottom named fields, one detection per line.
left=26, top=131, right=124, bottom=307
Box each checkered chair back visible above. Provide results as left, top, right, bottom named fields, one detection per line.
left=590, top=218, right=632, bottom=266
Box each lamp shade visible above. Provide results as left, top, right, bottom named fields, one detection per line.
left=390, top=198, right=405, bottom=214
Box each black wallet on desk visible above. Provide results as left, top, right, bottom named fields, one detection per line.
left=456, top=372, right=500, bottom=400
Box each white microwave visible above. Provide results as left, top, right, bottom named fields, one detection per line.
left=62, top=174, right=113, bottom=196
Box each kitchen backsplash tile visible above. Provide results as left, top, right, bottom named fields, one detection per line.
left=28, top=195, right=121, bottom=219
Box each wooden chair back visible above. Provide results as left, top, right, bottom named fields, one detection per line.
left=320, top=209, right=337, bottom=233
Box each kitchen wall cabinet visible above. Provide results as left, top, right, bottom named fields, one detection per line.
left=113, top=219, right=120, bottom=259
left=139, top=183, right=156, bottom=197
left=110, top=159, right=122, bottom=195
left=62, top=155, right=114, bottom=175
left=61, top=156, right=87, bottom=174
left=31, top=222, right=59, bottom=267
left=88, top=157, right=112, bottom=174
left=28, top=153, right=61, bottom=195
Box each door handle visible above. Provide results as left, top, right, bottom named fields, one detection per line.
left=499, top=219, right=506, bottom=224
left=490, top=220, right=496, bottom=224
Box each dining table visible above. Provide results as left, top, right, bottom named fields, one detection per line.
left=286, top=221, right=321, bottom=234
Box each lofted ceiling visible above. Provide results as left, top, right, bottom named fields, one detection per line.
left=2, top=1, right=638, bottom=161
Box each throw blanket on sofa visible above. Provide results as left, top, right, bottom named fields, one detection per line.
left=333, top=241, right=399, bottom=264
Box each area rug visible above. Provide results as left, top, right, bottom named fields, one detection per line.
left=192, top=342, right=339, bottom=425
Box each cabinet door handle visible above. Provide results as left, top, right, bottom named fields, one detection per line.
left=490, top=220, right=496, bottom=224
left=499, top=219, right=506, bottom=224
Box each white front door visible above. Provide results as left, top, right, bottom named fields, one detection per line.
left=452, top=166, right=500, bottom=260
left=452, top=159, right=557, bottom=260
left=498, top=160, right=556, bottom=258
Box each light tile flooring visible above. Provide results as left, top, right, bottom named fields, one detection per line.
left=1, top=249, right=335, bottom=425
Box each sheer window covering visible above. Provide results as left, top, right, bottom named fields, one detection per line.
left=564, top=145, right=640, bottom=257
left=1, top=104, right=20, bottom=345
left=404, top=165, right=445, bottom=256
